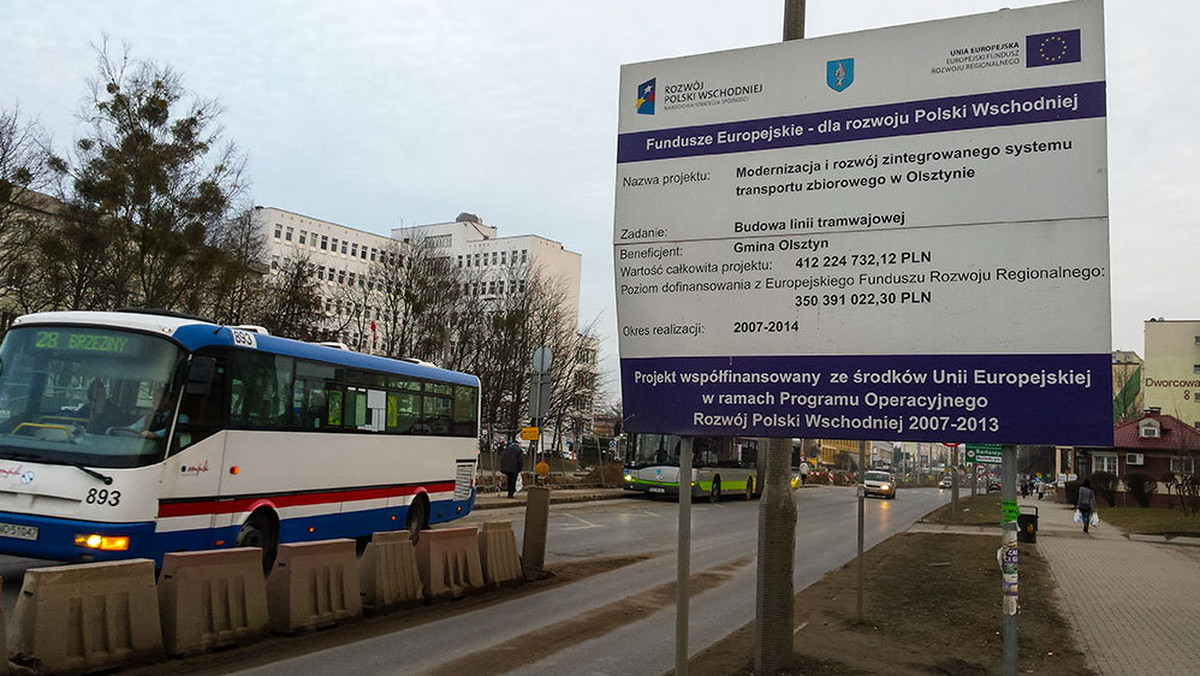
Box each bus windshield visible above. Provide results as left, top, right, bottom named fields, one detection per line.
left=0, top=326, right=184, bottom=468
left=629, top=434, right=683, bottom=467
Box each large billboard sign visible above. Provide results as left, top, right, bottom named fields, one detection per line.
left=614, top=0, right=1111, bottom=446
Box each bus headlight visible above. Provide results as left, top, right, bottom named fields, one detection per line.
left=74, top=534, right=130, bottom=551
left=623, top=474, right=633, bottom=482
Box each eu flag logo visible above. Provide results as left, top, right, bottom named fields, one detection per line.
left=1026, top=29, right=1081, bottom=67
left=636, top=79, right=656, bottom=115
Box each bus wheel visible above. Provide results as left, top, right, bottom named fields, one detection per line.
left=236, top=511, right=278, bottom=573
left=406, top=496, right=429, bottom=544
left=744, top=476, right=755, bottom=501
left=708, top=477, right=722, bottom=503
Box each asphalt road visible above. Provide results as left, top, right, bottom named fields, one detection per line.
left=222, top=484, right=951, bottom=675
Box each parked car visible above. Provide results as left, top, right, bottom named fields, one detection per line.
left=863, top=470, right=897, bottom=499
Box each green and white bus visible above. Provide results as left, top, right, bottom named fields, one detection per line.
left=622, top=434, right=760, bottom=501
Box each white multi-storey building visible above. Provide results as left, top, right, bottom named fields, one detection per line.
left=254, top=206, right=397, bottom=350
left=392, top=213, right=581, bottom=326
left=257, top=207, right=584, bottom=355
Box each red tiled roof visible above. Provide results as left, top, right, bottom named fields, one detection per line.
left=1112, top=413, right=1200, bottom=451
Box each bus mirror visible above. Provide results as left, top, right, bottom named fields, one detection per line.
left=186, top=356, right=216, bottom=394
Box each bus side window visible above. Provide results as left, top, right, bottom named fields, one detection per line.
left=326, top=387, right=343, bottom=427
left=175, top=358, right=226, bottom=453
left=452, top=386, right=478, bottom=437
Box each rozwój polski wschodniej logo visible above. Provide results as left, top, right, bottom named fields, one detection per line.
left=827, top=58, right=854, bottom=92
left=636, top=78, right=656, bottom=115
left=1025, top=29, right=1081, bottom=67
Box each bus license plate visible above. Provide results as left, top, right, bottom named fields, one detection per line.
left=0, top=522, right=38, bottom=541
left=649, top=487, right=666, bottom=494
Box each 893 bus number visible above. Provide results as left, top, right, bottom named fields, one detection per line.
left=85, top=488, right=121, bottom=507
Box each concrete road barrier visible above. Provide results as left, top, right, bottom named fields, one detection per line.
left=266, top=539, right=362, bottom=633
left=414, top=526, right=484, bottom=599
left=158, top=548, right=270, bottom=656
left=10, top=559, right=163, bottom=675
left=478, top=521, right=522, bottom=585
left=358, top=531, right=424, bottom=609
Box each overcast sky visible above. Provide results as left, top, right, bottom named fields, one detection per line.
left=3, top=1, right=1196, bottom=399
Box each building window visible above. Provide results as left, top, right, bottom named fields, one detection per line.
left=519, top=280, right=526, bottom=293
left=457, top=255, right=463, bottom=268
left=488, top=281, right=496, bottom=295
left=274, top=224, right=282, bottom=239
left=338, top=270, right=346, bottom=284
left=370, top=248, right=377, bottom=262
left=327, top=268, right=335, bottom=281
left=341, top=241, right=348, bottom=254
left=501, top=251, right=507, bottom=265
left=321, top=235, right=329, bottom=250
left=474, top=253, right=481, bottom=267
left=285, top=226, right=294, bottom=242
left=1194, top=365, right=1200, bottom=375
left=299, top=230, right=307, bottom=245
left=1171, top=456, right=1196, bottom=475
left=522, top=249, right=528, bottom=263
left=317, top=266, right=325, bottom=279
left=1093, top=453, right=1118, bottom=474
left=492, top=252, right=498, bottom=265
left=348, top=272, right=356, bottom=286
left=351, top=243, right=358, bottom=258
left=360, top=247, right=367, bottom=260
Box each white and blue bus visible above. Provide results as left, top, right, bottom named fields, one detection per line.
left=0, top=310, right=480, bottom=568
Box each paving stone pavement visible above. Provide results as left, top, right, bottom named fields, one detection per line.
left=1025, top=497, right=1200, bottom=676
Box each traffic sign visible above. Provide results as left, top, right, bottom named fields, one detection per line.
left=965, top=444, right=1003, bottom=465
left=520, top=426, right=540, bottom=441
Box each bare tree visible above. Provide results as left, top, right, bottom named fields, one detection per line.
left=254, top=256, right=328, bottom=341
left=0, top=107, right=51, bottom=321
left=200, top=208, right=269, bottom=324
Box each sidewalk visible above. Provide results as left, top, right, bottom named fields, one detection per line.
left=1021, top=497, right=1200, bottom=676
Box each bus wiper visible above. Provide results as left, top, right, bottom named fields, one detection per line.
left=60, top=462, right=114, bottom=485
left=0, top=451, right=113, bottom=485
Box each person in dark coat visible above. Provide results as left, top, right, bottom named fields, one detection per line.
left=501, top=440, right=524, bottom=498
left=1077, top=478, right=1097, bottom=534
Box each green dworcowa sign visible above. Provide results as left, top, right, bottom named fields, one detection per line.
left=965, top=444, right=1003, bottom=465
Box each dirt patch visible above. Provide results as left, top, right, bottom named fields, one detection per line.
left=428, top=557, right=753, bottom=676
left=923, top=492, right=1003, bottom=526
left=685, top=533, right=1093, bottom=675
left=122, top=554, right=652, bottom=676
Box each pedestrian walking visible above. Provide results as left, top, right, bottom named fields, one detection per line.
left=501, top=440, right=524, bottom=499
left=1077, top=478, right=1096, bottom=534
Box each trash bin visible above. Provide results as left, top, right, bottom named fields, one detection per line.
left=1017, top=505, right=1038, bottom=543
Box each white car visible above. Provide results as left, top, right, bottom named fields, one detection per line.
left=863, top=470, right=897, bottom=499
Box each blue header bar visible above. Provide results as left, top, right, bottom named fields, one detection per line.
left=617, top=81, right=1105, bottom=164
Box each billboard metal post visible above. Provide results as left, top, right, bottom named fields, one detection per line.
left=1000, top=445, right=1019, bottom=676
left=676, top=436, right=693, bottom=675
left=856, top=439, right=866, bottom=623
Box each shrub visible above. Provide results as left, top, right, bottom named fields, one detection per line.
left=1123, top=472, right=1157, bottom=508
left=1091, top=471, right=1119, bottom=507
left=1064, top=479, right=1080, bottom=506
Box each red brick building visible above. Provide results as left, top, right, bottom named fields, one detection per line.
left=1078, top=410, right=1199, bottom=507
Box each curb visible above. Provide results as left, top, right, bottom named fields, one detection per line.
left=1128, top=533, right=1200, bottom=547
